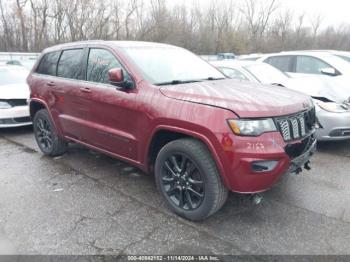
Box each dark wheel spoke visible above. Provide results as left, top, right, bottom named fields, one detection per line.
left=188, top=177, right=203, bottom=185
left=165, top=161, right=177, bottom=177
left=170, top=156, right=181, bottom=172
left=188, top=187, right=204, bottom=199
left=46, top=137, right=53, bottom=147
left=37, top=121, right=44, bottom=132
left=185, top=190, right=194, bottom=209
left=180, top=155, right=188, bottom=173
left=185, top=162, right=196, bottom=176
left=162, top=176, right=175, bottom=183
left=166, top=185, right=179, bottom=196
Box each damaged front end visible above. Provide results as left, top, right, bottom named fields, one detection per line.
left=313, top=96, right=350, bottom=141
left=274, top=107, right=317, bottom=175
left=285, top=135, right=317, bottom=174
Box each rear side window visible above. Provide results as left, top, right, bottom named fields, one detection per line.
left=296, top=56, right=333, bottom=75
left=36, top=52, right=60, bottom=76
left=86, top=48, right=130, bottom=84
left=57, top=49, right=84, bottom=80
left=265, top=56, right=293, bottom=72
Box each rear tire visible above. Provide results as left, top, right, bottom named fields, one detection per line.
left=33, top=109, right=67, bottom=157
left=155, top=138, right=228, bottom=221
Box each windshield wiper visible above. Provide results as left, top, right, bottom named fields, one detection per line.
left=205, top=77, right=226, bottom=81
left=154, top=79, right=202, bottom=86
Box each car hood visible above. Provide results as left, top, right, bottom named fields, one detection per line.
left=159, top=79, right=312, bottom=118
left=282, top=76, right=350, bottom=103
left=0, top=83, right=29, bottom=99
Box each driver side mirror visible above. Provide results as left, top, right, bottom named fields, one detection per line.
left=321, top=67, right=337, bottom=76
left=108, top=68, right=133, bottom=88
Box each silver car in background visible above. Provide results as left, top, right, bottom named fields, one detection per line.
left=211, top=60, right=350, bottom=141
left=252, top=51, right=350, bottom=78
left=0, top=65, right=31, bottom=127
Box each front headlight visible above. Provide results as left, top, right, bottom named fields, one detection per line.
left=228, top=118, right=277, bottom=136
left=0, top=101, right=12, bottom=109
left=316, top=101, right=349, bottom=113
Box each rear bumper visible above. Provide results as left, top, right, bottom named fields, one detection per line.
left=316, top=109, right=350, bottom=141
left=218, top=131, right=315, bottom=193
left=0, top=106, right=31, bottom=128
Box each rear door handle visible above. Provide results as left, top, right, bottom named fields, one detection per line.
left=80, top=87, right=92, bottom=93
left=46, top=81, right=56, bottom=87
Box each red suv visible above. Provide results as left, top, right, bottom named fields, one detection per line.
left=28, top=41, right=317, bottom=220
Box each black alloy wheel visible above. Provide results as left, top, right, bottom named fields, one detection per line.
left=161, top=153, right=205, bottom=210
left=35, top=117, right=54, bottom=151
left=155, top=138, right=228, bottom=221
left=33, top=109, right=67, bottom=156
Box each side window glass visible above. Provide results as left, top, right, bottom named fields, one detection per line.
left=266, top=56, right=292, bottom=72
left=219, top=67, right=248, bottom=80
left=87, top=48, right=131, bottom=84
left=57, top=49, right=84, bottom=79
left=296, top=56, right=331, bottom=74
left=36, top=52, right=60, bottom=76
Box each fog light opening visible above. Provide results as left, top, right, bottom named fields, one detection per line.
left=251, top=160, right=278, bottom=173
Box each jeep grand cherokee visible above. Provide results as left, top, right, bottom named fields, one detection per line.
left=28, top=41, right=317, bottom=221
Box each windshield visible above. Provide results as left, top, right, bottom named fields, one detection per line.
left=121, top=46, right=225, bottom=85
left=243, top=63, right=289, bottom=84
left=0, top=67, right=29, bottom=85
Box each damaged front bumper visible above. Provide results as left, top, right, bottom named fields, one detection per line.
left=287, top=136, right=317, bottom=174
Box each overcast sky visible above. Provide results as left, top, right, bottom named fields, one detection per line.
left=171, top=0, right=350, bottom=28
left=280, top=0, right=350, bottom=27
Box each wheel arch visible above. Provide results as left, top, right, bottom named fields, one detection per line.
left=146, top=126, right=230, bottom=188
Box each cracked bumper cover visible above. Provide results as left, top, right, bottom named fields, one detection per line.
left=217, top=132, right=316, bottom=193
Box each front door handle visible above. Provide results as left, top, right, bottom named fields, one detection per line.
left=46, top=81, right=56, bottom=87
left=80, top=87, right=91, bottom=93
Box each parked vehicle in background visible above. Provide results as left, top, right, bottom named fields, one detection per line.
left=318, top=50, right=350, bottom=63
left=211, top=60, right=288, bottom=85
left=238, top=54, right=263, bottom=61
left=0, top=65, right=31, bottom=127
left=0, top=52, right=39, bottom=70
left=255, top=51, right=350, bottom=78
left=200, top=53, right=235, bottom=62
left=212, top=60, right=350, bottom=141
left=28, top=41, right=316, bottom=221
left=217, top=53, right=235, bottom=60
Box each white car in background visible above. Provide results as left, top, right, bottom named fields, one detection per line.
left=239, top=51, right=350, bottom=78
left=211, top=60, right=350, bottom=141
left=0, top=65, right=31, bottom=127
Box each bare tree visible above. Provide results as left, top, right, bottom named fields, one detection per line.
left=0, top=0, right=348, bottom=54
left=240, top=0, right=280, bottom=51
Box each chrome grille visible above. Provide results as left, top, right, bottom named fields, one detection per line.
left=279, top=120, right=291, bottom=141
left=299, top=116, right=306, bottom=136
left=291, top=118, right=299, bottom=139
left=276, top=108, right=316, bottom=141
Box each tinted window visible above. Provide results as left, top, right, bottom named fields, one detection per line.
left=87, top=48, right=130, bottom=84
left=296, top=56, right=333, bottom=74
left=219, top=67, right=248, bottom=80
left=265, top=56, right=293, bottom=72
left=57, top=49, right=84, bottom=79
left=36, top=52, right=60, bottom=76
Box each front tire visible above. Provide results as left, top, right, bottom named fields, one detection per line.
left=155, top=138, right=228, bottom=221
left=33, top=109, right=67, bottom=157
